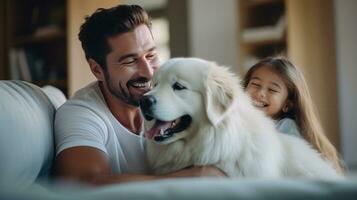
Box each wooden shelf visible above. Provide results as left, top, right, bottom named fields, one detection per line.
left=238, top=0, right=287, bottom=73
left=246, top=0, right=282, bottom=7
left=2, top=0, right=68, bottom=95
left=242, top=37, right=286, bottom=46
left=34, top=79, right=67, bottom=87
left=12, top=31, right=65, bottom=46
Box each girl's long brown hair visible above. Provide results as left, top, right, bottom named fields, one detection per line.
left=243, top=57, right=344, bottom=174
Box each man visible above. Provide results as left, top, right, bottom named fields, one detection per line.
left=54, top=4, right=224, bottom=185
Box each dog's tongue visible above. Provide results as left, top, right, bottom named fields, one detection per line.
left=145, top=120, right=171, bottom=139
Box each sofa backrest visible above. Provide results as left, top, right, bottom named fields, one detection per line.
left=0, top=80, right=65, bottom=188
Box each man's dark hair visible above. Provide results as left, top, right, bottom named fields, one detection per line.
left=78, top=5, right=151, bottom=70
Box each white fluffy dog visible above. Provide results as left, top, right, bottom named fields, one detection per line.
left=140, top=57, right=341, bottom=179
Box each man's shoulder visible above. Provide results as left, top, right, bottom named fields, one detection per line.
left=72, top=81, right=100, bottom=100
left=62, top=81, right=103, bottom=107
left=57, top=81, right=107, bottom=116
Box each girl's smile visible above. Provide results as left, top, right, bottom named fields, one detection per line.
left=245, top=66, right=290, bottom=119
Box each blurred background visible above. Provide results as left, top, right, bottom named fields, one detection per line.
left=0, top=0, right=356, bottom=172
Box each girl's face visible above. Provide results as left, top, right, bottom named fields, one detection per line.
left=245, top=66, right=290, bottom=119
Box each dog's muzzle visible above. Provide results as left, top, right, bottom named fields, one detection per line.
left=139, top=95, right=192, bottom=143
left=139, top=95, right=156, bottom=120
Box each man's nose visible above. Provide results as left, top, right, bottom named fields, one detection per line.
left=138, top=58, right=155, bottom=79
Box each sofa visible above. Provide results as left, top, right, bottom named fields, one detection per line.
left=1, top=80, right=357, bottom=200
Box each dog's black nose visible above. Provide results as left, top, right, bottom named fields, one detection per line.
left=139, top=95, right=156, bottom=110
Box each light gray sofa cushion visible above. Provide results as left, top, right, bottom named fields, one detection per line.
left=0, top=80, right=61, bottom=188
left=41, top=85, right=67, bottom=109
left=1, top=178, right=357, bottom=200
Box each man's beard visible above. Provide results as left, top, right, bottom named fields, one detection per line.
left=105, top=73, right=149, bottom=107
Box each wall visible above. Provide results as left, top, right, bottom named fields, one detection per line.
left=188, top=0, right=240, bottom=74
left=121, top=0, right=166, bottom=10
left=286, top=0, right=340, bottom=149
left=334, top=0, right=357, bottom=168
left=67, top=0, right=119, bottom=96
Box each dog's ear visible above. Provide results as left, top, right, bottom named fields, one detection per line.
left=204, top=64, right=237, bottom=127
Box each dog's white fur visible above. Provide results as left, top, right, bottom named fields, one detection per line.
left=144, top=58, right=341, bottom=179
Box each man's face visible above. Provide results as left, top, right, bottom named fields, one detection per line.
left=104, top=24, right=159, bottom=107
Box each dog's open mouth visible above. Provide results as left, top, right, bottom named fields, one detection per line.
left=145, top=115, right=192, bottom=142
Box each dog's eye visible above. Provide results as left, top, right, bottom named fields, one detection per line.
left=172, top=82, right=186, bottom=90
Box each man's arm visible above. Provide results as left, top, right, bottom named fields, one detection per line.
left=54, top=146, right=225, bottom=186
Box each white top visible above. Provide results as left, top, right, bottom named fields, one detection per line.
left=55, top=82, right=149, bottom=174
left=275, top=118, right=301, bottom=137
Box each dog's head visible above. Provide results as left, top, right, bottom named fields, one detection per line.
left=140, top=58, right=239, bottom=144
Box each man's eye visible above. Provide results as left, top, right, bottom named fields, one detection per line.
left=121, top=58, right=136, bottom=65
left=172, top=82, right=186, bottom=90
left=146, top=53, right=156, bottom=60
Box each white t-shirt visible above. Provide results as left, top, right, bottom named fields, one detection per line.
left=55, top=81, right=149, bottom=174
left=275, top=118, right=301, bottom=137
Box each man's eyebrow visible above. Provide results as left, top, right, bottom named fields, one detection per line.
left=147, top=47, right=157, bottom=52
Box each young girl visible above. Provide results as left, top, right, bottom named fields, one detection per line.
left=243, top=57, right=344, bottom=174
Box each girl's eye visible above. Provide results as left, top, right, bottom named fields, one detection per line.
left=269, top=88, right=278, bottom=93
left=251, top=82, right=260, bottom=87
left=172, top=82, right=186, bottom=90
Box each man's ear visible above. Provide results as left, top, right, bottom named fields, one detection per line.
left=204, top=65, right=237, bottom=127
left=89, top=58, right=105, bottom=81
